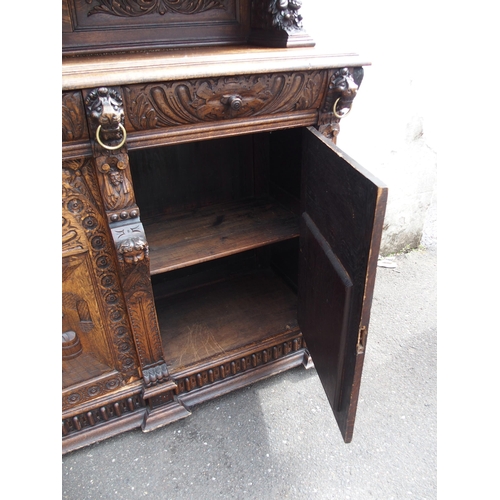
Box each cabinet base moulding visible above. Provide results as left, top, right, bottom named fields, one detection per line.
left=177, top=348, right=310, bottom=408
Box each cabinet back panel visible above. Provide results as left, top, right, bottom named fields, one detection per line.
left=151, top=249, right=260, bottom=300
left=129, top=135, right=260, bottom=219
left=269, top=128, right=303, bottom=202
left=151, top=240, right=297, bottom=299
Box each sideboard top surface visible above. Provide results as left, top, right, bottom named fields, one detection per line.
left=62, top=46, right=370, bottom=91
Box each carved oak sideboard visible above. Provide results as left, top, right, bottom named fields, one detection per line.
left=62, top=0, right=387, bottom=454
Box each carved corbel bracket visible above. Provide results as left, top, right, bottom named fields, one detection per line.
left=112, top=222, right=150, bottom=268
left=84, top=86, right=172, bottom=390
left=249, top=0, right=315, bottom=48
left=317, top=67, right=364, bottom=143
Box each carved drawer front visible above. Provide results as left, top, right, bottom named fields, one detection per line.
left=122, top=71, right=329, bottom=132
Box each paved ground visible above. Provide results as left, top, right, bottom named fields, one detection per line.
left=62, top=210, right=437, bottom=499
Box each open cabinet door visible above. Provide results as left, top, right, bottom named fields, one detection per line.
left=298, top=127, right=388, bottom=443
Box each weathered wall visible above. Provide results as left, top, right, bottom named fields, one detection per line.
left=302, top=1, right=437, bottom=255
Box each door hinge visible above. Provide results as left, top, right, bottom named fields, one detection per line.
left=356, top=326, right=367, bottom=355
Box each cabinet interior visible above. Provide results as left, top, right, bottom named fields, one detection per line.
left=128, top=128, right=305, bottom=375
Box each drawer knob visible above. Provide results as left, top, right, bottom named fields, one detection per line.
left=221, top=95, right=243, bottom=111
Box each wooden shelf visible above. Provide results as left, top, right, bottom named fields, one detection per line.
left=156, top=269, right=299, bottom=373
left=145, top=198, right=299, bottom=275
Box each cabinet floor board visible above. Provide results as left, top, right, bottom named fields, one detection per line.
left=62, top=353, right=112, bottom=389
left=156, top=269, right=299, bottom=373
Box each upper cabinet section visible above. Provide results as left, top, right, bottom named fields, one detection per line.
left=62, top=0, right=316, bottom=55
left=63, top=0, right=250, bottom=55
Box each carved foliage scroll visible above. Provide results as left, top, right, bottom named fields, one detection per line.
left=123, top=71, right=327, bottom=131
left=88, top=0, right=226, bottom=17
left=62, top=91, right=88, bottom=143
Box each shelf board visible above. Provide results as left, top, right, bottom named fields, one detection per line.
left=145, top=198, right=299, bottom=275
left=156, top=269, right=300, bottom=374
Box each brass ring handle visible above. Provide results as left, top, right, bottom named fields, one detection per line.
left=96, top=123, right=127, bottom=150
left=333, top=97, right=351, bottom=119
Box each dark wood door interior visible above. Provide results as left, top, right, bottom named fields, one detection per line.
left=298, top=127, right=388, bottom=442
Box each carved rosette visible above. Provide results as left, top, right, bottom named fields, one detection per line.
left=83, top=87, right=171, bottom=389
left=123, top=71, right=327, bottom=130
left=63, top=375, right=124, bottom=410
left=317, top=67, right=364, bottom=143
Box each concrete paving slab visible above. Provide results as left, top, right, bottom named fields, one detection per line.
left=62, top=244, right=437, bottom=500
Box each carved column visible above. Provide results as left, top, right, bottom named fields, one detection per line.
left=83, top=87, right=172, bottom=396
left=317, top=67, right=364, bottom=143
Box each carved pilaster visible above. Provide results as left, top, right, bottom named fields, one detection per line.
left=249, top=0, right=314, bottom=48
left=317, top=67, right=364, bottom=143
left=84, top=86, right=171, bottom=390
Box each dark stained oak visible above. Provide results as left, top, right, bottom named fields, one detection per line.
left=298, top=127, right=388, bottom=443
left=61, top=2, right=382, bottom=453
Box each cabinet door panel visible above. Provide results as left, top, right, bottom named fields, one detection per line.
left=62, top=158, right=142, bottom=412
left=298, top=127, right=387, bottom=442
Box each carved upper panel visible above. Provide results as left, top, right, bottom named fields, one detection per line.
left=123, top=71, right=328, bottom=130
left=88, top=0, right=226, bottom=17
